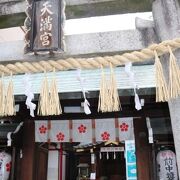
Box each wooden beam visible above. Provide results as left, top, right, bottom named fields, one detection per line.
left=14, top=88, right=156, bottom=102
left=19, top=121, right=35, bottom=180
left=134, top=118, right=152, bottom=180
left=15, top=100, right=170, bottom=121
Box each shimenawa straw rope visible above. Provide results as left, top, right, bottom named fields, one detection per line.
left=1, top=38, right=180, bottom=117
left=1, top=38, right=180, bottom=75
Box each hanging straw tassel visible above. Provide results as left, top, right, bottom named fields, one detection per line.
left=168, top=46, right=180, bottom=99
left=4, top=74, right=16, bottom=116
left=0, top=74, right=5, bottom=116
left=38, top=73, right=50, bottom=116
left=98, top=66, right=108, bottom=112
left=98, top=65, right=121, bottom=113
left=49, top=69, right=62, bottom=115
left=109, top=63, right=121, bottom=111
left=154, top=50, right=169, bottom=102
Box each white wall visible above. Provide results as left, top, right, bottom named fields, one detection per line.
left=47, top=150, right=66, bottom=180
left=47, top=151, right=59, bottom=180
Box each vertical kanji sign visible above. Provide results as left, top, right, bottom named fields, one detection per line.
left=125, top=140, right=137, bottom=180
left=156, top=150, right=178, bottom=180
left=26, top=0, right=64, bottom=53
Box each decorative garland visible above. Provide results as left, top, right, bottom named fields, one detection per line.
left=0, top=38, right=180, bottom=116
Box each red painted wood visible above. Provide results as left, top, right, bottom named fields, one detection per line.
left=59, top=143, right=63, bottom=180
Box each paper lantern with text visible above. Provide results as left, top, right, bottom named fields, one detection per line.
left=156, top=150, right=178, bottom=180
left=0, top=152, right=12, bottom=180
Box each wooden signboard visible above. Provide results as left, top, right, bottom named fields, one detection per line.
left=25, top=0, right=64, bottom=53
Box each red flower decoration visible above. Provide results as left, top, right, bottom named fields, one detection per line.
left=56, top=132, right=65, bottom=141
left=6, top=162, right=11, bottom=172
left=78, top=124, right=87, bottom=133
left=120, top=123, right=129, bottom=132
left=39, top=125, right=47, bottom=134
left=101, top=131, right=110, bottom=141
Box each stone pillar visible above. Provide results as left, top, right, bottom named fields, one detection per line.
left=152, top=0, right=180, bottom=175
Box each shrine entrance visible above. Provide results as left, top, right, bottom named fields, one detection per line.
left=66, top=142, right=126, bottom=180
left=97, top=149, right=126, bottom=180
left=35, top=117, right=135, bottom=180
left=14, top=98, right=177, bottom=180
left=34, top=115, right=176, bottom=180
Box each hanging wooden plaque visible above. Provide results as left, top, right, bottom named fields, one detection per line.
left=24, top=0, right=65, bottom=53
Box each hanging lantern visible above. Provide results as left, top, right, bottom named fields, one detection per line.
left=0, top=152, right=12, bottom=180
left=156, top=150, right=178, bottom=180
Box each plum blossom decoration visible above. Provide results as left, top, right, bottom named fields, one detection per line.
left=120, top=123, right=129, bottom=132
left=78, top=124, right=87, bottom=133
left=39, top=125, right=47, bottom=134
left=56, top=132, right=65, bottom=141
left=101, top=131, right=110, bottom=141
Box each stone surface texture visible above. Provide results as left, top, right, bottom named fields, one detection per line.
left=0, top=29, right=157, bottom=62
left=152, top=0, right=180, bottom=175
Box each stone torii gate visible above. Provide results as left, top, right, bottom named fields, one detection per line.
left=1, top=0, right=180, bottom=179
left=136, top=0, right=180, bottom=176
left=153, top=0, right=180, bottom=176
